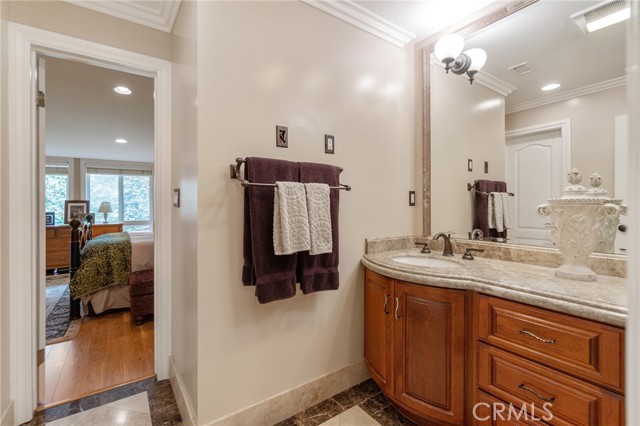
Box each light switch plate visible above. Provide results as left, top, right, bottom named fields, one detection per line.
left=468, top=159, right=473, bottom=172
left=484, top=161, right=489, bottom=173
left=173, top=188, right=180, bottom=207
left=409, top=191, right=416, bottom=206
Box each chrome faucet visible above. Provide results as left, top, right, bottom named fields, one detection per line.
left=433, top=232, right=454, bottom=257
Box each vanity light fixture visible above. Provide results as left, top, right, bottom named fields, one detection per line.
left=434, top=34, right=487, bottom=85
left=115, top=138, right=128, bottom=144
left=541, top=83, right=561, bottom=91
left=114, top=86, right=132, bottom=95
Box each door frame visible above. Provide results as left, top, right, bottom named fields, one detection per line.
left=8, top=23, right=172, bottom=424
left=504, top=119, right=571, bottom=246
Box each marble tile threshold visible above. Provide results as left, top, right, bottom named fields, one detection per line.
left=21, top=377, right=183, bottom=426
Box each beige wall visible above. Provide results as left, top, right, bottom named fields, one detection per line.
left=431, top=63, right=506, bottom=237
left=195, top=1, right=416, bottom=423
left=506, top=86, right=627, bottom=192
left=0, top=0, right=11, bottom=423
left=171, top=0, right=199, bottom=422
left=8, top=0, right=171, bottom=61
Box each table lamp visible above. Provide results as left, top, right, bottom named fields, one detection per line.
left=98, top=201, right=113, bottom=223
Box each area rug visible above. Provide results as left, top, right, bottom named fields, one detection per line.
left=46, top=274, right=83, bottom=345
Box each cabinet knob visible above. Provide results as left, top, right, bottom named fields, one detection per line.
left=618, top=224, right=628, bottom=232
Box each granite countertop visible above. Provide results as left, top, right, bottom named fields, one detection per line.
left=361, top=248, right=627, bottom=327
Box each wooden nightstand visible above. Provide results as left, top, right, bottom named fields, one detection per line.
left=93, top=222, right=124, bottom=237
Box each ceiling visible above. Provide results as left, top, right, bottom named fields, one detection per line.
left=45, top=57, right=155, bottom=163
left=54, top=0, right=625, bottom=149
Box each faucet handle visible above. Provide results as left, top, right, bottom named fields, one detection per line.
left=415, top=242, right=431, bottom=254
left=462, top=248, right=485, bottom=260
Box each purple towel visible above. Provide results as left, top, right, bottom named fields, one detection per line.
left=472, top=179, right=508, bottom=239
left=243, top=157, right=299, bottom=303
left=297, top=162, right=341, bottom=294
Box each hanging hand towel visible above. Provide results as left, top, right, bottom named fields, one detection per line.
left=243, top=157, right=299, bottom=304
left=304, top=183, right=332, bottom=255
left=488, top=192, right=511, bottom=232
left=273, top=182, right=311, bottom=255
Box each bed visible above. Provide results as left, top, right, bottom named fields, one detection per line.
left=68, top=216, right=154, bottom=324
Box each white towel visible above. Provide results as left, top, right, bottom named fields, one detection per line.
left=273, top=182, right=310, bottom=255
left=305, top=183, right=333, bottom=255
left=488, top=192, right=512, bottom=232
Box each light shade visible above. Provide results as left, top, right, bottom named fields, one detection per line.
left=434, top=34, right=464, bottom=61
left=465, top=48, right=487, bottom=72
left=98, top=201, right=113, bottom=213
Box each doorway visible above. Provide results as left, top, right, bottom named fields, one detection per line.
left=40, top=55, right=156, bottom=406
left=8, top=23, right=172, bottom=425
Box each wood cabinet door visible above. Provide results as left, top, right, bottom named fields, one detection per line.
left=393, top=281, right=466, bottom=425
left=364, top=269, right=394, bottom=394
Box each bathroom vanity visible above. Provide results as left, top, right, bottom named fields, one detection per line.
left=362, top=248, right=626, bottom=426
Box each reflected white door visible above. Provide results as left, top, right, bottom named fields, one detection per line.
left=37, top=56, right=46, bottom=403
left=614, top=114, right=629, bottom=254
left=506, top=124, right=568, bottom=247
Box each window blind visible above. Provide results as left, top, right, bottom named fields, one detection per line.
left=86, top=165, right=152, bottom=176
left=45, top=163, right=69, bottom=175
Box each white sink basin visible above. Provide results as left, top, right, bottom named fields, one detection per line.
left=392, top=256, right=462, bottom=268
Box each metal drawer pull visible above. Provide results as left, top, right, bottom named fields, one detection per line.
left=384, top=294, right=389, bottom=315
left=519, top=330, right=556, bottom=344
left=518, top=384, right=556, bottom=403
left=394, top=297, right=400, bottom=319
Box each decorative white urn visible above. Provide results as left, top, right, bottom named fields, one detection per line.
left=537, top=169, right=626, bottom=281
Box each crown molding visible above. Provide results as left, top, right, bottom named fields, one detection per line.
left=506, top=76, right=627, bottom=114
left=64, top=0, right=181, bottom=33
left=430, top=54, right=515, bottom=96
left=302, top=0, right=416, bottom=47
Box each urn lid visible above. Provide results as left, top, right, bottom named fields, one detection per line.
left=549, top=168, right=622, bottom=204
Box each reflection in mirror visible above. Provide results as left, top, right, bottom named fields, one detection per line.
left=429, top=0, right=628, bottom=254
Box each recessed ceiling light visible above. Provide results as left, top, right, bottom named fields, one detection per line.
left=541, top=83, right=560, bottom=91
left=114, top=86, right=131, bottom=95
left=115, top=138, right=128, bottom=144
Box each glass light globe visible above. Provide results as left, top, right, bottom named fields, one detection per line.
left=434, top=34, right=464, bottom=61
left=465, top=48, right=487, bottom=72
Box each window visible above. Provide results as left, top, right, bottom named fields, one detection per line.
left=84, top=161, right=153, bottom=232
left=45, top=159, right=73, bottom=225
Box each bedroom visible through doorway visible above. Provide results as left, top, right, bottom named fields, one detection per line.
left=41, top=55, right=156, bottom=407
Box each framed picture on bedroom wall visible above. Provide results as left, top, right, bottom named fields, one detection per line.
left=64, top=200, right=90, bottom=223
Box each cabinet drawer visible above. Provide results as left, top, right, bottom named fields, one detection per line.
left=47, top=239, right=69, bottom=250
left=474, top=391, right=546, bottom=426
left=477, top=295, right=624, bottom=392
left=478, top=344, right=624, bottom=426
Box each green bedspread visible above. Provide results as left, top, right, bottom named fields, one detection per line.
left=70, top=232, right=132, bottom=299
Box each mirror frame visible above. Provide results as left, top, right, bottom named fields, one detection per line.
left=421, top=0, right=538, bottom=235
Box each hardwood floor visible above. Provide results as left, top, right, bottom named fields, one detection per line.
left=44, top=311, right=154, bottom=407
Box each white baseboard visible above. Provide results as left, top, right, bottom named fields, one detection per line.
left=1, top=400, right=15, bottom=426
left=169, top=356, right=197, bottom=426
left=207, top=359, right=370, bottom=426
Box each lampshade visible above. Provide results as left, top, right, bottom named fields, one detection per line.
left=465, top=48, right=487, bottom=72
left=98, top=201, right=113, bottom=213
left=434, top=34, right=464, bottom=62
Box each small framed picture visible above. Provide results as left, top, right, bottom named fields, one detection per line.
left=276, top=125, right=288, bottom=148
left=325, top=134, right=335, bottom=154
left=64, top=200, right=90, bottom=223
left=45, top=212, right=55, bottom=226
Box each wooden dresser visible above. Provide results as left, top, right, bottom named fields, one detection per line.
left=46, top=222, right=124, bottom=270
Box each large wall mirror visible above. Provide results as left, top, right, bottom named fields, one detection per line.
left=423, top=0, right=628, bottom=254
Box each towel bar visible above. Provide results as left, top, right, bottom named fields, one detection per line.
left=467, top=182, right=514, bottom=196
left=230, top=157, right=351, bottom=191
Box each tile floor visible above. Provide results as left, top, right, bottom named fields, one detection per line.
left=22, top=377, right=182, bottom=426
left=22, top=377, right=412, bottom=426
left=276, top=379, right=416, bottom=426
